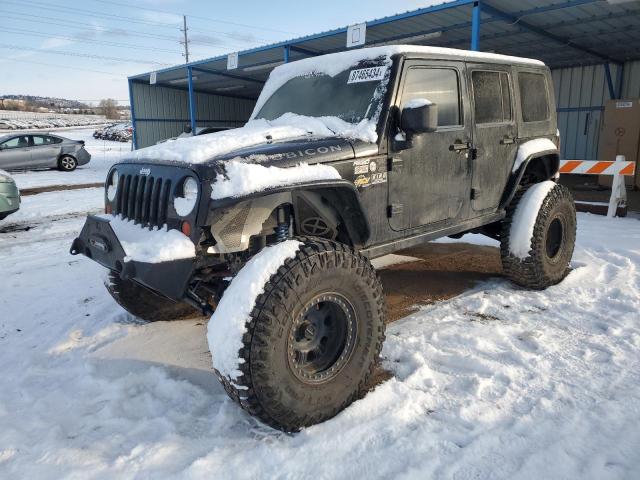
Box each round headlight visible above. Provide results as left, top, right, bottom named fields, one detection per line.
left=107, top=170, right=119, bottom=202
left=174, top=177, right=199, bottom=216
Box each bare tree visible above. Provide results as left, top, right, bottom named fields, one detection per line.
left=99, top=98, right=119, bottom=119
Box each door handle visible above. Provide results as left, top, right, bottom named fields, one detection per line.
left=450, top=141, right=470, bottom=152
left=500, top=135, right=516, bottom=145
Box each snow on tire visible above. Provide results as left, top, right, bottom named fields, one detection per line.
left=208, top=237, right=386, bottom=432
left=501, top=181, right=576, bottom=289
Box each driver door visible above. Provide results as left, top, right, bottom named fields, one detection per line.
left=388, top=61, right=472, bottom=231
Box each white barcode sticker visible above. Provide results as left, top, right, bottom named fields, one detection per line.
left=347, top=66, right=387, bottom=84
left=616, top=101, right=632, bottom=108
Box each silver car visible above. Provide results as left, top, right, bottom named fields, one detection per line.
left=0, top=133, right=91, bottom=172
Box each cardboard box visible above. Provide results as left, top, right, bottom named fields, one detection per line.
left=598, top=99, right=640, bottom=189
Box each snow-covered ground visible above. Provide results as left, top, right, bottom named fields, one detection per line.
left=9, top=127, right=129, bottom=190
left=1, top=209, right=639, bottom=478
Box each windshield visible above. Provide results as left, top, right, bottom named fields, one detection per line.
left=254, top=60, right=391, bottom=125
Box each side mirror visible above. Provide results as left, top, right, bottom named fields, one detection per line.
left=401, top=100, right=438, bottom=134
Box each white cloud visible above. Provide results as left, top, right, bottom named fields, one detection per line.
left=40, top=37, right=75, bottom=50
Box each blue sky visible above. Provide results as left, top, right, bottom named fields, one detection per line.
left=0, top=0, right=437, bottom=104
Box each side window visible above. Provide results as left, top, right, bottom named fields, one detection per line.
left=518, top=72, right=549, bottom=122
left=1, top=136, right=29, bottom=149
left=472, top=70, right=512, bottom=124
left=49, top=136, right=63, bottom=144
left=32, top=135, right=47, bottom=146
left=401, top=67, right=461, bottom=127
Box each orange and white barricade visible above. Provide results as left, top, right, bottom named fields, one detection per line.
left=560, top=155, right=636, bottom=218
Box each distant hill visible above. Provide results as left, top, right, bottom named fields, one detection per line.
left=1, top=94, right=90, bottom=110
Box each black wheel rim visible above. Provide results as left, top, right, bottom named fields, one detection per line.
left=545, top=217, right=564, bottom=259
left=288, top=293, right=357, bottom=383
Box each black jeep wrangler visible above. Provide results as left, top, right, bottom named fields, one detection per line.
left=71, top=46, right=576, bottom=431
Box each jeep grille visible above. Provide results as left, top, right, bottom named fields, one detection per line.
left=113, top=173, right=172, bottom=227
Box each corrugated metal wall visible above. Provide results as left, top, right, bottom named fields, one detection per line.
left=552, top=60, right=640, bottom=160
left=131, top=82, right=255, bottom=148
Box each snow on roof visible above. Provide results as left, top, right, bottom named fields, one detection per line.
left=251, top=45, right=545, bottom=118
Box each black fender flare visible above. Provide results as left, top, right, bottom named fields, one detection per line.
left=500, top=148, right=560, bottom=209
left=209, top=179, right=370, bottom=247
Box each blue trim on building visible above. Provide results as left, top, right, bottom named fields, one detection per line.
left=127, top=78, right=137, bottom=150
left=556, top=106, right=604, bottom=112
left=604, top=63, right=616, bottom=100
left=190, top=66, right=265, bottom=85
left=187, top=66, right=197, bottom=136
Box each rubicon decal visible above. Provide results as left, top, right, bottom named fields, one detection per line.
left=347, top=66, right=387, bottom=84
left=282, top=145, right=343, bottom=159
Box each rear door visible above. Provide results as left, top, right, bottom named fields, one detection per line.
left=30, top=135, right=62, bottom=168
left=468, top=65, right=518, bottom=212
left=0, top=135, right=32, bottom=169
left=388, top=60, right=472, bottom=231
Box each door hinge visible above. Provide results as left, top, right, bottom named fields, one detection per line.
left=471, top=188, right=480, bottom=200
left=387, top=203, right=403, bottom=217
left=470, top=147, right=478, bottom=160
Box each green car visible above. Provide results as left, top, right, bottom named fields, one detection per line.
left=0, top=170, right=20, bottom=220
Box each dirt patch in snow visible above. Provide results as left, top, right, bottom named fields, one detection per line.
left=379, top=242, right=502, bottom=323
left=20, top=183, right=102, bottom=196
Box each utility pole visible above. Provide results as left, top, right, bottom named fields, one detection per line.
left=180, top=15, right=190, bottom=63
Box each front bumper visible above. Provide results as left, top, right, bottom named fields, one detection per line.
left=70, top=215, right=194, bottom=300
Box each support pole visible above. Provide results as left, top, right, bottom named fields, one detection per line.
left=615, top=63, right=624, bottom=99
left=181, top=15, right=190, bottom=63
left=284, top=45, right=290, bottom=63
left=604, top=63, right=616, bottom=100
left=607, top=155, right=627, bottom=218
left=187, top=66, right=196, bottom=136
left=471, top=0, right=481, bottom=51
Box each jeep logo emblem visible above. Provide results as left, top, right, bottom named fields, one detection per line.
left=139, top=168, right=151, bottom=176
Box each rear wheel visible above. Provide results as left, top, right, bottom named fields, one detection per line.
left=212, top=238, right=386, bottom=432
left=105, top=272, right=200, bottom=322
left=58, top=155, right=77, bottom=172
left=501, top=181, right=576, bottom=289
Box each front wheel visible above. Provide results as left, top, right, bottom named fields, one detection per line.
left=209, top=238, right=386, bottom=432
left=58, top=155, right=78, bottom=172
left=105, top=272, right=200, bottom=322
left=501, top=181, right=576, bottom=289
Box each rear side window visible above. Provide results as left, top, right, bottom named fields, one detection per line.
left=401, top=67, right=461, bottom=127
left=472, top=70, right=512, bottom=124
left=518, top=72, right=549, bottom=122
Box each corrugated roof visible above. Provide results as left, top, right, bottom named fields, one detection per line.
left=130, top=0, right=640, bottom=98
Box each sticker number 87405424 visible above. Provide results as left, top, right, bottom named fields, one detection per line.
left=347, top=66, right=387, bottom=84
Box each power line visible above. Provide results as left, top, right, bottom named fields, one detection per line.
left=0, top=27, right=183, bottom=54
left=0, top=44, right=172, bottom=66
left=2, top=10, right=180, bottom=42
left=0, top=56, right=127, bottom=78
left=88, top=0, right=299, bottom=35
left=6, top=0, right=271, bottom=44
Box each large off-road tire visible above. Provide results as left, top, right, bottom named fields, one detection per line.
left=501, top=181, right=576, bottom=289
left=215, top=238, right=386, bottom=432
left=105, top=271, right=199, bottom=322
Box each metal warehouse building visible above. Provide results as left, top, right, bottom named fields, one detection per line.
left=128, top=0, right=640, bottom=162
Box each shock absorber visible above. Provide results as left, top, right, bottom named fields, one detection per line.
left=274, top=205, right=289, bottom=242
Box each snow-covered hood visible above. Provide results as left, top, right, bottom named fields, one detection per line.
left=120, top=116, right=377, bottom=177
left=123, top=113, right=377, bottom=169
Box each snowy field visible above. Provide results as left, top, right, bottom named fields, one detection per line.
left=1, top=202, right=639, bottom=477
left=8, top=127, right=130, bottom=191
